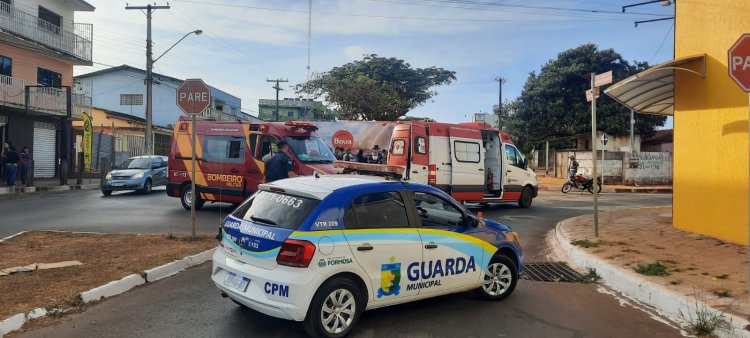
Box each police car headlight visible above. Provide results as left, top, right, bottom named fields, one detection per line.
left=105, top=172, right=112, bottom=180
left=131, top=172, right=144, bottom=179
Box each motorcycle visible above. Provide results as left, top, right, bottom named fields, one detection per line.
left=561, top=174, right=602, bottom=194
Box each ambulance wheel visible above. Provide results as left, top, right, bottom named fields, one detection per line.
left=561, top=183, right=573, bottom=193
left=304, top=277, right=363, bottom=338
left=475, top=255, right=518, bottom=301
left=102, top=190, right=112, bottom=196
left=140, top=179, right=152, bottom=195
left=518, top=187, right=533, bottom=208
left=181, top=185, right=204, bottom=210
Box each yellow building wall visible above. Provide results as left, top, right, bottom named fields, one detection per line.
left=72, top=108, right=145, bottom=130
left=674, top=0, right=750, bottom=244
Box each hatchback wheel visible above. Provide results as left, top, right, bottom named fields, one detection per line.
left=475, top=255, right=518, bottom=300
left=141, top=179, right=152, bottom=195
left=304, top=277, right=362, bottom=338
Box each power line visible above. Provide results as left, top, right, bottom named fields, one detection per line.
left=393, top=0, right=665, bottom=17
left=649, top=22, right=674, bottom=64
left=169, top=0, right=648, bottom=22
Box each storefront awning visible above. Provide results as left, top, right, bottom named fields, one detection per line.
left=604, top=54, right=706, bottom=116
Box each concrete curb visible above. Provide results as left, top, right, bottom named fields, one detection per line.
left=538, top=184, right=672, bottom=194
left=0, top=313, right=25, bottom=336
left=79, top=274, right=146, bottom=303
left=0, top=231, right=27, bottom=243
left=0, top=184, right=102, bottom=195
left=550, top=217, right=750, bottom=338
left=144, top=248, right=216, bottom=282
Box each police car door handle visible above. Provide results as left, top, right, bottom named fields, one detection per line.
left=357, top=244, right=374, bottom=251
left=424, top=242, right=438, bottom=249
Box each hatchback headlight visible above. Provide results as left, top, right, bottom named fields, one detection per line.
left=131, top=172, right=144, bottom=179
left=105, top=172, right=112, bottom=180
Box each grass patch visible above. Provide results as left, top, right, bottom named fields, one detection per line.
left=712, top=288, right=732, bottom=298
left=579, top=268, right=601, bottom=284
left=570, top=239, right=599, bottom=248
left=634, top=261, right=670, bottom=276
left=165, top=231, right=177, bottom=240
left=680, top=299, right=730, bottom=337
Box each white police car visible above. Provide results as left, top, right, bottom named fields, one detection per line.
left=212, top=175, right=523, bottom=337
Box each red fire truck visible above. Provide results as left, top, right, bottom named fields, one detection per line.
left=167, top=117, right=336, bottom=210
left=337, top=121, right=539, bottom=207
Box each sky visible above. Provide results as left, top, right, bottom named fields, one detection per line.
left=74, top=0, right=676, bottom=127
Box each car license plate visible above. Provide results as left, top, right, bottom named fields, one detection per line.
left=112, top=183, right=124, bottom=187
left=224, top=272, right=249, bottom=292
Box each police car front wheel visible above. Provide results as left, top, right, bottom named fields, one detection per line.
left=304, top=277, right=363, bottom=338
left=475, top=255, right=518, bottom=301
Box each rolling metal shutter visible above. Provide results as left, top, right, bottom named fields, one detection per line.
left=33, top=121, right=57, bottom=178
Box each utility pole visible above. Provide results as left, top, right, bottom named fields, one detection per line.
left=126, top=4, right=170, bottom=155
left=495, top=76, right=506, bottom=129
left=267, top=78, right=288, bottom=121
left=307, top=0, right=312, bottom=82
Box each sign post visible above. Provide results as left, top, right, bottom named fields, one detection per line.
left=588, top=70, right=612, bottom=238
left=728, top=34, right=750, bottom=298
left=82, top=112, right=92, bottom=172
left=601, top=133, right=608, bottom=186
left=176, top=79, right=212, bottom=241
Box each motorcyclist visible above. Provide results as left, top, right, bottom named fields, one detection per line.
left=568, top=155, right=579, bottom=180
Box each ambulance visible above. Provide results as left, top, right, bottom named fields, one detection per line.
left=167, top=117, right=337, bottom=210
left=337, top=121, right=538, bottom=208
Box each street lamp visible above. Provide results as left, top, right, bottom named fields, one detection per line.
left=144, top=29, right=202, bottom=155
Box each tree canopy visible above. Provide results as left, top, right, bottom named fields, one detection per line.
left=295, top=54, right=456, bottom=121
left=506, top=44, right=666, bottom=153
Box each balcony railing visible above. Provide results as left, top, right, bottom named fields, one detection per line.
left=201, top=108, right=244, bottom=121
left=0, top=2, right=92, bottom=64
left=0, top=75, right=91, bottom=119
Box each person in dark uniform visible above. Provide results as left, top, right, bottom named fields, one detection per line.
left=264, top=141, right=298, bottom=182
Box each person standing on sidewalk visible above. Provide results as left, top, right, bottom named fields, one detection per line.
left=4, top=144, right=20, bottom=187
left=19, top=146, right=30, bottom=186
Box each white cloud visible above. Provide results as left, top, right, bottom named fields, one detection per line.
left=344, top=45, right=367, bottom=62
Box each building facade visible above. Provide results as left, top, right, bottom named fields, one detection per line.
left=75, top=65, right=248, bottom=127
left=258, top=98, right=334, bottom=121
left=0, top=0, right=94, bottom=180
left=72, top=107, right=172, bottom=172
left=605, top=1, right=750, bottom=244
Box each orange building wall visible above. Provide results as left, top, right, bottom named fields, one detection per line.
left=673, top=0, right=750, bottom=244
left=0, top=44, right=74, bottom=86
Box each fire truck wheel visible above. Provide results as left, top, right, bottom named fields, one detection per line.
left=181, top=184, right=204, bottom=210
left=518, top=187, right=533, bottom=208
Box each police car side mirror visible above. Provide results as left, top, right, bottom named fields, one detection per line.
left=467, top=215, right=480, bottom=228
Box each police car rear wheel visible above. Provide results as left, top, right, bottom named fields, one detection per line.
left=304, top=277, right=362, bottom=338
left=476, top=255, right=518, bottom=300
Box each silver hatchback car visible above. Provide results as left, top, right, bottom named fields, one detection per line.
left=101, top=155, right=168, bottom=196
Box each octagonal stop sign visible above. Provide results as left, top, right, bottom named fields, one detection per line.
left=728, top=34, right=750, bottom=92
left=176, top=79, right=212, bottom=115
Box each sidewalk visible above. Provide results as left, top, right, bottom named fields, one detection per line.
left=0, top=178, right=100, bottom=195
left=537, top=175, right=673, bottom=193
left=552, top=206, right=749, bottom=337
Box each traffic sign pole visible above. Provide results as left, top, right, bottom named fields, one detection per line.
left=191, top=115, right=197, bottom=241
left=175, top=79, right=212, bottom=241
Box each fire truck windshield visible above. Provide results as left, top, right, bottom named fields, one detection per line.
left=285, top=136, right=336, bottom=163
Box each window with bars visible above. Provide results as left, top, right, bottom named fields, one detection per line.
left=120, top=94, right=143, bottom=106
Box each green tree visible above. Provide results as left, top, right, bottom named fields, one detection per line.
left=296, top=54, right=456, bottom=120
left=508, top=44, right=666, bottom=153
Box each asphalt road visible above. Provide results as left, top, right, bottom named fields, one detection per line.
left=6, top=189, right=678, bottom=337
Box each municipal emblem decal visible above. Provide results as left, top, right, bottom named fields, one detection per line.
left=377, top=256, right=401, bottom=298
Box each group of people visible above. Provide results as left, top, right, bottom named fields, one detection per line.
left=334, top=145, right=387, bottom=164
left=0, top=142, right=31, bottom=187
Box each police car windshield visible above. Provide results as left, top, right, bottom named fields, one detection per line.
left=284, top=136, right=336, bottom=163
left=233, top=190, right=320, bottom=230
left=118, top=158, right=151, bottom=170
